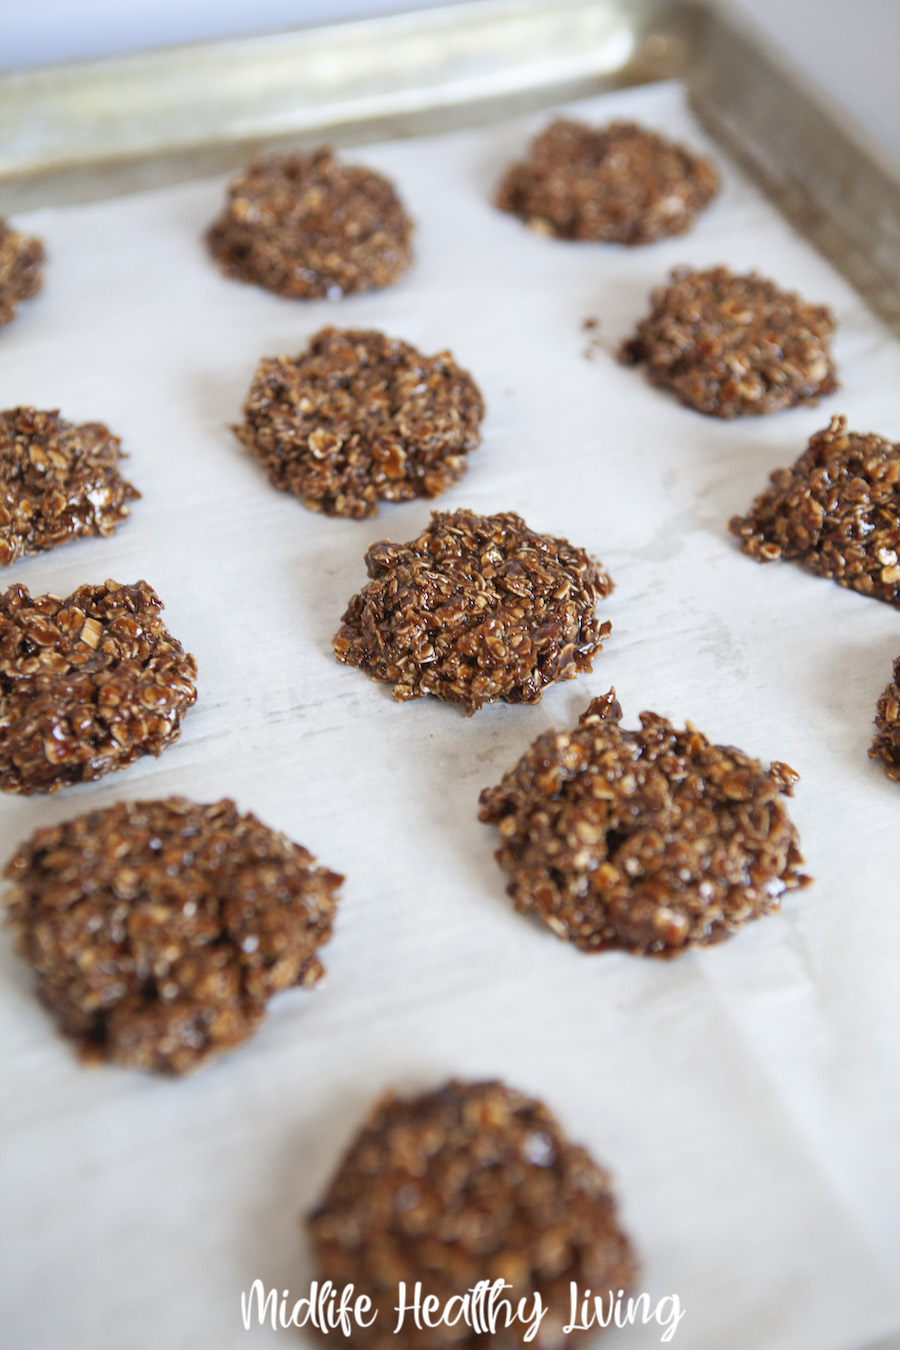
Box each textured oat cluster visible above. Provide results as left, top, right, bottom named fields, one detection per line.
left=0, top=407, right=139, bottom=566
left=3, top=797, right=342, bottom=1073
left=0, top=580, right=197, bottom=793
left=497, top=119, right=719, bottom=245
left=730, top=415, right=900, bottom=605
left=870, top=657, right=900, bottom=780
left=308, top=1079, right=637, bottom=1350
left=333, top=508, right=613, bottom=714
left=619, top=266, right=836, bottom=416
left=479, top=691, right=809, bottom=956
left=206, top=149, right=413, bottom=299
left=235, top=328, right=484, bottom=518
left=0, top=218, right=44, bottom=329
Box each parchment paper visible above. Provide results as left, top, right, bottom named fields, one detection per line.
left=2, top=80, right=899, bottom=1350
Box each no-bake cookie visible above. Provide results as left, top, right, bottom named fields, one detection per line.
left=479, top=690, right=810, bottom=955
left=2, top=797, right=342, bottom=1073
left=308, top=1079, right=637, bottom=1350
left=206, top=149, right=413, bottom=299
left=235, top=328, right=484, bottom=518
left=0, top=217, right=44, bottom=329
left=619, top=266, right=836, bottom=416
left=0, top=580, right=196, bottom=793
left=730, top=415, right=900, bottom=605
left=870, top=658, right=900, bottom=780
left=0, top=407, right=139, bottom=566
left=497, top=118, right=719, bottom=244
left=333, top=508, right=612, bottom=714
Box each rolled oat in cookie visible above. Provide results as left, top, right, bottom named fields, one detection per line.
left=619, top=266, right=836, bottom=416
left=2, top=797, right=342, bottom=1073
left=0, top=217, right=44, bottom=330
left=497, top=118, right=719, bottom=244
left=333, top=508, right=612, bottom=714
left=0, top=407, right=139, bottom=566
left=235, top=328, right=484, bottom=518
left=479, top=690, right=810, bottom=956
left=870, top=657, right=900, bottom=780
left=730, top=415, right=900, bottom=605
left=206, top=149, right=413, bottom=299
left=0, top=580, right=197, bottom=793
left=308, top=1078, right=638, bottom=1350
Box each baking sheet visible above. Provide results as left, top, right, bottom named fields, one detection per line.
left=2, top=79, right=900, bottom=1350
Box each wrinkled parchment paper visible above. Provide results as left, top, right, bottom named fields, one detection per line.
left=2, top=80, right=899, bottom=1350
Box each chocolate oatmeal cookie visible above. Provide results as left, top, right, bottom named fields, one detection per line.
left=479, top=691, right=809, bottom=955
left=497, top=118, right=719, bottom=244
left=333, top=509, right=612, bottom=714
left=0, top=407, right=139, bottom=566
left=0, top=217, right=44, bottom=329
left=870, top=658, right=900, bottom=780
left=619, top=266, right=836, bottom=416
left=730, top=415, right=900, bottom=605
left=3, top=797, right=342, bottom=1073
left=0, top=580, right=197, bottom=793
left=308, top=1079, right=637, bottom=1350
left=206, top=149, right=413, bottom=299
left=235, top=328, right=484, bottom=518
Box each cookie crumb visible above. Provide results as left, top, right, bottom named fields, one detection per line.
left=581, top=315, right=605, bottom=361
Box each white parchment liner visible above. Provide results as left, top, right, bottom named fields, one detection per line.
left=1, top=81, right=898, bottom=1350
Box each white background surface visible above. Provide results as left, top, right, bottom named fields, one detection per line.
left=0, top=0, right=899, bottom=166
left=1, top=79, right=899, bottom=1350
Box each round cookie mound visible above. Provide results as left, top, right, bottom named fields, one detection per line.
left=206, top=149, right=413, bottom=299
left=730, top=415, right=900, bottom=606
left=3, top=797, right=343, bottom=1073
left=0, top=580, right=197, bottom=793
left=496, top=119, right=719, bottom=244
left=308, top=1079, right=638, bottom=1350
left=0, top=217, right=44, bottom=329
left=333, top=508, right=613, bottom=714
left=479, top=691, right=810, bottom=955
left=235, top=328, right=484, bottom=518
left=0, top=407, right=140, bottom=566
left=619, top=265, right=836, bottom=416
